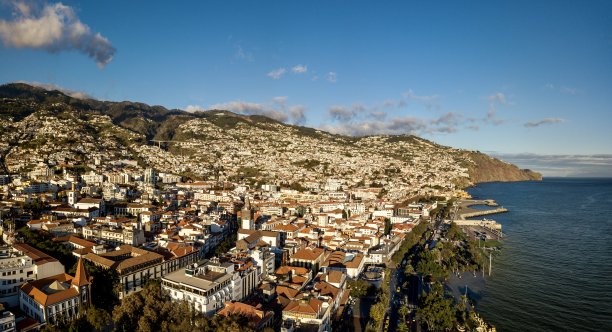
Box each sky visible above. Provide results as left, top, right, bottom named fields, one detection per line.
left=1, top=0, right=611, bottom=176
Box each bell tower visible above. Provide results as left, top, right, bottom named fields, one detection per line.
left=68, top=182, right=79, bottom=206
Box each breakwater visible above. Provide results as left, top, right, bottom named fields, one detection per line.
left=459, top=207, right=508, bottom=219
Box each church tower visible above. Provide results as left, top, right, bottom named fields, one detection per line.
left=240, top=196, right=253, bottom=229
left=71, top=258, right=91, bottom=310
left=68, top=182, right=79, bottom=206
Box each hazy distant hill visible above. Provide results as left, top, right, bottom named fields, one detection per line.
left=0, top=83, right=541, bottom=191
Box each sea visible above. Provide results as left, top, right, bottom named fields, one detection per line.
left=448, top=178, right=612, bottom=332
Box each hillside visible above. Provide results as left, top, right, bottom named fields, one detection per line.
left=0, top=83, right=540, bottom=198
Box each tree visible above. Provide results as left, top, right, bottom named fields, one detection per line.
left=416, top=283, right=457, bottom=332
left=397, top=321, right=410, bottom=332
left=384, top=218, right=392, bottom=235
left=446, top=222, right=464, bottom=241
left=404, top=263, right=415, bottom=275
left=347, top=279, right=374, bottom=298
left=369, top=301, right=387, bottom=328
left=214, top=232, right=237, bottom=256
left=296, top=205, right=306, bottom=217
left=112, top=280, right=253, bottom=332
left=399, top=304, right=410, bottom=321
left=78, top=262, right=120, bottom=312
left=86, top=306, right=112, bottom=330
left=18, top=226, right=75, bottom=269
left=415, top=249, right=447, bottom=280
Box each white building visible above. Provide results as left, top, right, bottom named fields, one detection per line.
left=143, top=168, right=157, bottom=185
left=0, top=309, right=15, bottom=332
left=0, top=244, right=65, bottom=307
left=81, top=172, right=105, bottom=185
left=19, top=259, right=90, bottom=325
left=162, top=256, right=261, bottom=316
left=162, top=259, right=234, bottom=315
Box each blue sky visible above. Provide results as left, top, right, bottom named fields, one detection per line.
left=1, top=1, right=611, bottom=176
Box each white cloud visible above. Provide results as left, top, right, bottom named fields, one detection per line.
left=209, top=97, right=307, bottom=124
left=184, top=105, right=206, bottom=113
left=321, top=111, right=467, bottom=136
left=322, top=116, right=428, bottom=136
left=267, top=68, right=286, bottom=80
left=209, top=101, right=289, bottom=122
left=327, top=72, right=337, bottom=83
left=17, top=81, right=91, bottom=99
left=524, top=118, right=565, bottom=128
left=0, top=1, right=115, bottom=68
left=291, top=64, right=307, bottom=74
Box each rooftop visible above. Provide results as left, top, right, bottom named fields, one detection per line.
left=163, top=265, right=232, bottom=292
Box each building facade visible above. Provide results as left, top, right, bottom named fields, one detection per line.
left=0, top=244, right=64, bottom=307
left=19, top=259, right=90, bottom=325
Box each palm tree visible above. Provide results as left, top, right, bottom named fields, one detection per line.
left=399, top=304, right=409, bottom=321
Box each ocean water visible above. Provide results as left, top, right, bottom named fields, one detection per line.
left=464, top=178, right=612, bottom=332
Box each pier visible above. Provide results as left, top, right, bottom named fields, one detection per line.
left=453, top=199, right=508, bottom=237
left=459, top=207, right=508, bottom=219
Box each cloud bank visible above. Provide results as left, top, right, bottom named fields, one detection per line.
left=206, top=97, right=307, bottom=125
left=0, top=1, right=116, bottom=68
left=493, top=153, right=612, bottom=177
left=323, top=104, right=464, bottom=136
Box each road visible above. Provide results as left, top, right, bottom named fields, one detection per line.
left=385, top=267, right=400, bottom=331
left=386, top=207, right=447, bottom=332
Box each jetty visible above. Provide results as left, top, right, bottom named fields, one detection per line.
left=453, top=199, right=508, bottom=236
left=459, top=207, right=508, bottom=219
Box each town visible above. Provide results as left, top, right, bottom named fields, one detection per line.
left=0, top=155, right=488, bottom=332
left=0, top=85, right=522, bottom=331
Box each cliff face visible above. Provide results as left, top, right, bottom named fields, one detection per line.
left=467, top=152, right=542, bottom=183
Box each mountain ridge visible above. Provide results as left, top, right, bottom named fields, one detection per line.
left=0, top=83, right=541, bottom=190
